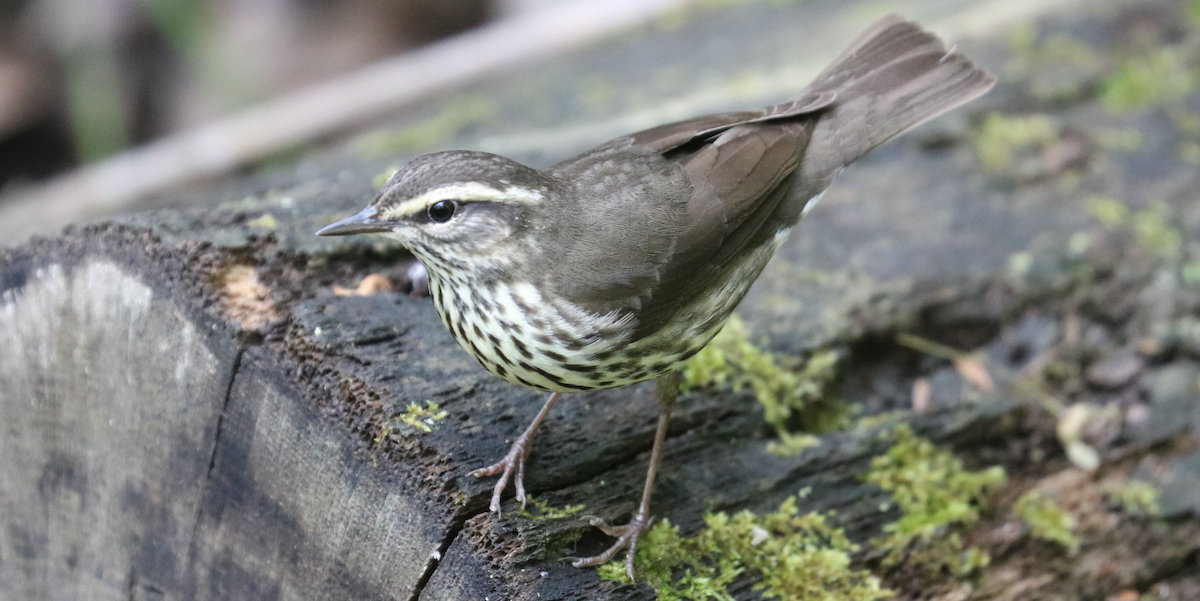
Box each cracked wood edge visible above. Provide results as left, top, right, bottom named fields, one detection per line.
left=0, top=252, right=451, bottom=600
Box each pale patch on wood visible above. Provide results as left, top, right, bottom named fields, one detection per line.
left=215, top=264, right=280, bottom=330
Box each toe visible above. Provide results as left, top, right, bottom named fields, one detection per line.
left=514, top=464, right=527, bottom=509
left=584, top=516, right=627, bottom=538
left=568, top=533, right=630, bottom=570
left=515, top=487, right=526, bottom=511
left=469, top=462, right=503, bottom=478
left=489, top=478, right=507, bottom=515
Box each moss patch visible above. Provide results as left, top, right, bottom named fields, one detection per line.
left=519, top=496, right=586, bottom=520
left=1087, top=196, right=1183, bottom=262
left=599, top=497, right=891, bottom=601
left=1085, top=193, right=1200, bottom=288
left=973, top=113, right=1062, bottom=175
left=378, top=400, right=448, bottom=438
left=1105, top=480, right=1162, bottom=516
left=1014, top=489, right=1080, bottom=553
left=245, top=213, right=277, bottom=229
left=681, top=315, right=846, bottom=453
left=1099, top=48, right=1196, bottom=113
left=864, top=424, right=1006, bottom=575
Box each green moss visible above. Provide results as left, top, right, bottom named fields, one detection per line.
left=973, top=113, right=1061, bottom=173
left=1132, top=203, right=1183, bottom=261
left=374, top=402, right=448, bottom=447
left=681, top=315, right=845, bottom=452
left=1086, top=195, right=1131, bottom=227
left=1014, top=490, right=1079, bottom=553
left=863, top=424, right=1006, bottom=575
left=245, top=213, right=277, bottom=229
left=854, top=411, right=908, bottom=432
left=765, top=432, right=822, bottom=455
left=519, top=496, right=585, bottom=520
left=1008, top=29, right=1096, bottom=70
left=388, top=400, right=448, bottom=435
left=1093, top=0, right=1200, bottom=112
left=1105, top=480, right=1162, bottom=516
left=599, top=497, right=891, bottom=601
left=1087, top=197, right=1183, bottom=262
left=1100, top=48, right=1196, bottom=113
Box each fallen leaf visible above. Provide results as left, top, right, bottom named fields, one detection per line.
left=332, top=274, right=395, bottom=296
left=954, top=354, right=994, bottom=391
left=1065, top=440, right=1100, bottom=471
left=912, top=377, right=932, bottom=413
left=356, top=274, right=394, bottom=295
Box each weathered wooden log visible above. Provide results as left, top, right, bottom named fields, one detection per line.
left=4, top=0, right=1200, bottom=599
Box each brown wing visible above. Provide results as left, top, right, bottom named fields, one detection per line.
left=626, top=118, right=818, bottom=338
left=558, top=94, right=833, bottom=333
left=627, top=91, right=835, bottom=154
left=546, top=14, right=995, bottom=340
left=540, top=106, right=822, bottom=326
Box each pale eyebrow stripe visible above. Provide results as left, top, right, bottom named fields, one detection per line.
left=380, top=183, right=545, bottom=220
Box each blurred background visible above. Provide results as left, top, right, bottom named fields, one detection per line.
left=0, top=0, right=709, bottom=242
left=0, top=0, right=507, bottom=190
left=2, top=0, right=1191, bottom=246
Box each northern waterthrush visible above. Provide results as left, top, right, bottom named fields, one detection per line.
left=319, top=14, right=994, bottom=580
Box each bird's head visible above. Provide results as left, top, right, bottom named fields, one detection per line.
left=318, top=150, right=554, bottom=274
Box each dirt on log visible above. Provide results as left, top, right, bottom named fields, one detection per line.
left=3, top=0, right=1200, bottom=600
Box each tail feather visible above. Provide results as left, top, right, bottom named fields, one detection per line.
left=798, top=14, right=995, bottom=181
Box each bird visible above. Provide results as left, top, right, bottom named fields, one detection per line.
left=317, top=14, right=994, bottom=581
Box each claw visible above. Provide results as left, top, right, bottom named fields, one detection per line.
left=469, top=392, right=561, bottom=517
left=470, top=444, right=527, bottom=517
left=581, top=515, right=625, bottom=538
left=570, top=512, right=651, bottom=582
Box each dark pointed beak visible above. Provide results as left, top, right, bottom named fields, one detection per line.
left=316, top=206, right=392, bottom=236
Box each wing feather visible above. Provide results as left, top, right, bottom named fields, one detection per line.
left=541, top=14, right=995, bottom=342
left=629, top=122, right=813, bottom=337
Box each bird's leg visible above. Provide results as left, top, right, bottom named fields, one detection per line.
left=469, top=391, right=561, bottom=516
left=570, top=372, right=679, bottom=582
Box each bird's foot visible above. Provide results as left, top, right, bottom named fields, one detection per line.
left=568, top=511, right=651, bottom=582
left=469, top=392, right=562, bottom=517
left=468, top=436, right=533, bottom=517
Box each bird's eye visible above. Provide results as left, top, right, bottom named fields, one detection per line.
left=427, top=200, right=457, bottom=222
